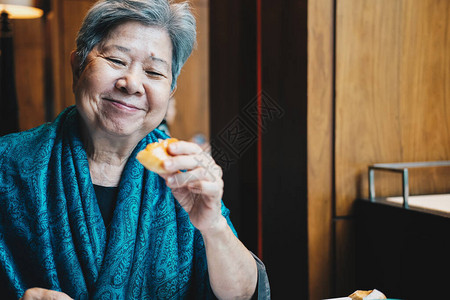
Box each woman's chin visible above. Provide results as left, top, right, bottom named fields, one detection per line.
left=100, top=120, right=145, bottom=139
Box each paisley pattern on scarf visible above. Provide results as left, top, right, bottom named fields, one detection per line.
left=0, top=106, right=236, bottom=299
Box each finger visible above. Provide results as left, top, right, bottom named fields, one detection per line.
left=166, top=168, right=211, bottom=188
left=187, top=180, right=224, bottom=199
left=166, top=164, right=224, bottom=189
left=164, top=152, right=216, bottom=174
left=163, top=155, right=200, bottom=172
left=167, top=140, right=203, bottom=156
left=22, top=288, right=73, bottom=300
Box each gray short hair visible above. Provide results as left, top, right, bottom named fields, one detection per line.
left=75, top=0, right=196, bottom=91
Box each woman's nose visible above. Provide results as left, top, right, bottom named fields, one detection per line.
left=115, top=68, right=145, bottom=95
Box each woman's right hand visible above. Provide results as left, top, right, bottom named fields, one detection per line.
left=20, top=288, right=73, bottom=300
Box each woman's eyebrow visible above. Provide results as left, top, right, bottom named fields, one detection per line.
left=103, top=44, right=130, bottom=53
left=149, top=56, right=170, bottom=69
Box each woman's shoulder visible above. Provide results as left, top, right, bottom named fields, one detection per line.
left=1, top=123, right=51, bottom=148
left=0, top=121, right=58, bottom=168
left=0, top=106, right=76, bottom=160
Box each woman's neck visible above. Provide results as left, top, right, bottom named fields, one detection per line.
left=87, top=149, right=131, bottom=187
left=81, top=123, right=143, bottom=187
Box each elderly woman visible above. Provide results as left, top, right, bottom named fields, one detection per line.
left=0, top=0, right=269, bottom=299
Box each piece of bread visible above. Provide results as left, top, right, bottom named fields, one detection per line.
left=349, top=290, right=372, bottom=300
left=348, top=289, right=386, bottom=300
left=136, top=138, right=178, bottom=174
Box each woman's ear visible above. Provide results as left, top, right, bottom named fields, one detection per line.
left=70, top=51, right=81, bottom=92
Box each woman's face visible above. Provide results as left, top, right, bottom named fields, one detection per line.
left=72, top=21, right=173, bottom=140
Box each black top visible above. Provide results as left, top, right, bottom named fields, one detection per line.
left=93, top=184, right=118, bottom=230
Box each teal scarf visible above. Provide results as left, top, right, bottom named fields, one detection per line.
left=0, top=106, right=232, bottom=299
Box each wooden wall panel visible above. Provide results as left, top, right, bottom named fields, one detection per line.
left=335, top=0, right=450, bottom=216
left=47, top=8, right=59, bottom=119
left=307, top=0, right=334, bottom=299
left=260, top=0, right=309, bottom=298
left=209, top=0, right=258, bottom=252
left=171, top=0, right=210, bottom=141
left=13, top=18, right=46, bottom=131
left=334, top=0, right=450, bottom=296
left=211, top=0, right=310, bottom=298
left=56, top=0, right=95, bottom=114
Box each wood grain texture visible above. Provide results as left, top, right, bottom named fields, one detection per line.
left=60, top=0, right=95, bottom=113
left=170, top=0, right=210, bottom=141
left=49, top=0, right=95, bottom=116
left=307, top=0, right=334, bottom=299
left=12, top=18, right=46, bottom=131
left=334, top=0, right=450, bottom=296
left=48, top=4, right=61, bottom=118
left=335, top=0, right=450, bottom=217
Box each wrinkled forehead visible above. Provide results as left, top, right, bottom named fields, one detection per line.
left=99, top=20, right=172, bottom=48
left=96, top=21, right=173, bottom=66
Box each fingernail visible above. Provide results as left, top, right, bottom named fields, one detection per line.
left=168, top=176, right=174, bottom=184
left=169, top=143, right=177, bottom=152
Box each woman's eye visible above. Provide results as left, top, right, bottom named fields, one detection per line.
left=146, top=70, right=163, bottom=77
left=106, top=57, right=125, bottom=65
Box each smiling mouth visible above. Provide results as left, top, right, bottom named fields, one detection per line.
left=105, top=98, right=142, bottom=111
